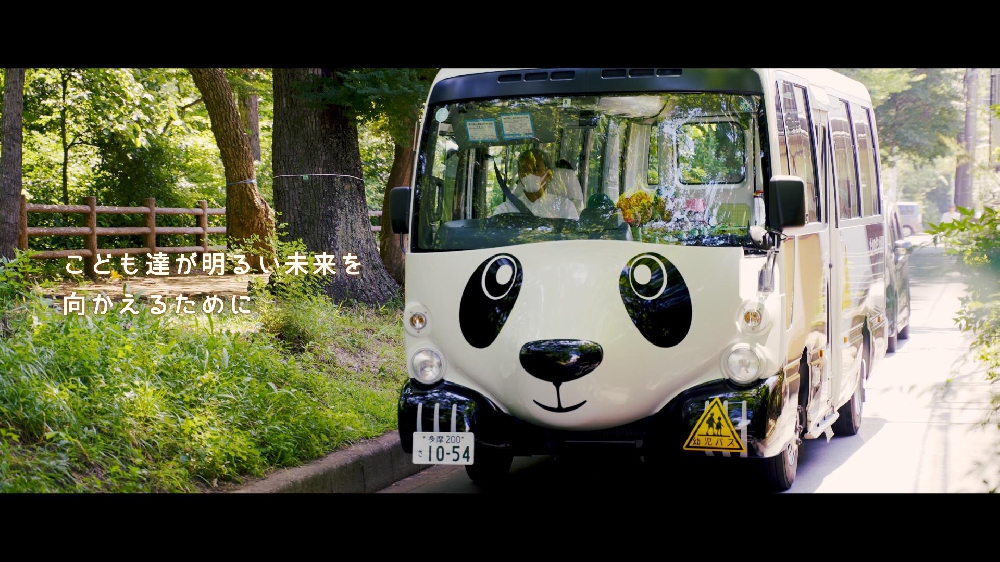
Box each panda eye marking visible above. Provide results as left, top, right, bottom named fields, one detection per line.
left=619, top=252, right=692, bottom=348
left=482, top=256, right=517, bottom=300
left=460, top=253, right=522, bottom=348
left=627, top=254, right=667, bottom=300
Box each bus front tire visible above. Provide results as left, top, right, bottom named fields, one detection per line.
left=760, top=440, right=798, bottom=492
left=898, top=323, right=910, bottom=340
left=832, top=374, right=864, bottom=436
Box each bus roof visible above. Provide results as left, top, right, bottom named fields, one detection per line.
left=430, top=68, right=871, bottom=104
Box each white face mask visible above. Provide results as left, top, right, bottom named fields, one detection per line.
left=521, top=174, right=545, bottom=194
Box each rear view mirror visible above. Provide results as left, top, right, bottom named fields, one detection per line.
left=767, top=175, right=807, bottom=230
left=894, top=239, right=912, bottom=255
left=389, top=187, right=411, bottom=234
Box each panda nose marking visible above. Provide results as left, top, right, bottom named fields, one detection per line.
left=520, top=340, right=602, bottom=413
left=519, top=339, right=603, bottom=382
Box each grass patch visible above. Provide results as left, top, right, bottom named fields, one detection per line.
left=0, top=250, right=405, bottom=492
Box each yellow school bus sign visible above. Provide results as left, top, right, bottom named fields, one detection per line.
left=683, top=397, right=746, bottom=454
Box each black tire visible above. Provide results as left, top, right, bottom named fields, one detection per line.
left=760, top=352, right=805, bottom=493
left=887, top=302, right=898, bottom=353
left=898, top=288, right=911, bottom=340
left=898, top=322, right=910, bottom=340
left=465, top=444, right=513, bottom=487
left=760, top=440, right=798, bottom=492
left=902, top=225, right=914, bottom=237
left=832, top=369, right=864, bottom=436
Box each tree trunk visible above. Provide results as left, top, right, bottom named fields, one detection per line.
left=378, top=116, right=414, bottom=286
left=238, top=90, right=261, bottom=161
left=272, top=68, right=399, bottom=306
left=0, top=68, right=26, bottom=259
left=60, top=70, right=70, bottom=207
left=188, top=68, right=274, bottom=269
left=955, top=68, right=979, bottom=209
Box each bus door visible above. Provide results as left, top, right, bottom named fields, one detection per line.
left=828, top=94, right=866, bottom=420
left=775, top=74, right=836, bottom=438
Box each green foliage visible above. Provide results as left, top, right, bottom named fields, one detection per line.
left=359, top=121, right=395, bottom=210
left=295, top=68, right=437, bottom=144
left=2, top=68, right=417, bottom=491
left=0, top=273, right=405, bottom=492
left=837, top=68, right=964, bottom=167
left=875, top=68, right=964, bottom=166
left=0, top=250, right=42, bottom=328
left=893, top=158, right=956, bottom=227
left=835, top=68, right=916, bottom=107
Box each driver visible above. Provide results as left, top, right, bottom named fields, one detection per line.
left=491, top=147, right=580, bottom=220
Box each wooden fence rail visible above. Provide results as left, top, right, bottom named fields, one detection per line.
left=18, top=195, right=383, bottom=279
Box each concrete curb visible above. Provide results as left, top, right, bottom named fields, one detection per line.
left=231, top=431, right=427, bottom=494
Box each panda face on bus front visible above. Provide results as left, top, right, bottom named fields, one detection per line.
left=397, top=72, right=785, bottom=455
left=402, top=243, right=780, bottom=429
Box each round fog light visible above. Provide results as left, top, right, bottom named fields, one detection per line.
left=723, top=344, right=762, bottom=385
left=411, top=348, right=444, bottom=384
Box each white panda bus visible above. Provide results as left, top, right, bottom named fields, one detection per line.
left=387, top=68, right=887, bottom=491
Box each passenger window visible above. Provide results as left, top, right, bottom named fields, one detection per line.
left=852, top=103, right=880, bottom=217
left=830, top=99, right=860, bottom=220
left=776, top=81, right=819, bottom=223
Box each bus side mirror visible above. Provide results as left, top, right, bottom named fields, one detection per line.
left=767, top=175, right=807, bottom=230
left=894, top=239, right=913, bottom=255
left=389, top=186, right=411, bottom=234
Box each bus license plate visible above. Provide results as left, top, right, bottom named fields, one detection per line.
left=412, top=432, right=475, bottom=465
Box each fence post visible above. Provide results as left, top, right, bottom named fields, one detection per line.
left=84, top=196, right=97, bottom=280
left=198, top=200, right=209, bottom=255
left=18, top=195, right=28, bottom=251
left=144, top=198, right=157, bottom=255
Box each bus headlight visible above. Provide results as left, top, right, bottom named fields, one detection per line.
left=410, top=348, right=445, bottom=385
left=722, top=343, right=764, bottom=385
left=736, top=300, right=770, bottom=334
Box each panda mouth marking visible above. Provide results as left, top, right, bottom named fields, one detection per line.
left=533, top=388, right=587, bottom=413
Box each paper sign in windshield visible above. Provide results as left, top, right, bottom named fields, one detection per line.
left=466, top=119, right=499, bottom=142
left=500, top=113, right=535, bottom=140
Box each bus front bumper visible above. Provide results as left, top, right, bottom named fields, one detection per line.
left=397, top=372, right=797, bottom=461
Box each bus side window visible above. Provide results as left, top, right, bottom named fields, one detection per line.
left=852, top=103, right=880, bottom=217
left=778, top=82, right=819, bottom=223
left=830, top=99, right=860, bottom=220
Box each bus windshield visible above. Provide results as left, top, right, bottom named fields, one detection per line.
left=411, top=92, right=765, bottom=252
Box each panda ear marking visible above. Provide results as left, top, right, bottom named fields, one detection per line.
left=460, top=253, right=523, bottom=348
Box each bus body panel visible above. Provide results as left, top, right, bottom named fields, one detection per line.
left=394, top=67, right=886, bottom=489
left=402, top=242, right=777, bottom=431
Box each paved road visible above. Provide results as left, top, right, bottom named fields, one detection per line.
left=791, top=235, right=999, bottom=492
left=380, top=234, right=1000, bottom=494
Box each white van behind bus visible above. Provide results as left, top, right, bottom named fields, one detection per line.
left=897, top=201, right=923, bottom=236
left=388, top=68, right=888, bottom=491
